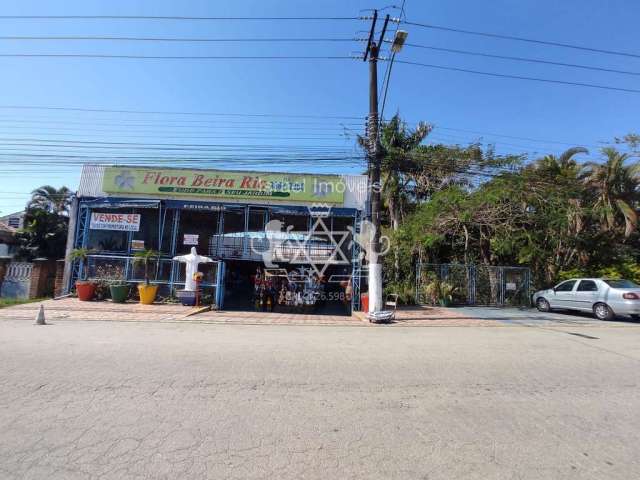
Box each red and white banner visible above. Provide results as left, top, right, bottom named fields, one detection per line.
left=90, top=212, right=141, bottom=232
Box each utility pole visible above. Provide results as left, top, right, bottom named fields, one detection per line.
left=363, top=11, right=389, bottom=313
left=362, top=12, right=408, bottom=314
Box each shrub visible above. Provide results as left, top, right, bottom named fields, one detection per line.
left=384, top=280, right=416, bottom=305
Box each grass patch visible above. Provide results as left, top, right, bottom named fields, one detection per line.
left=0, top=297, right=48, bottom=309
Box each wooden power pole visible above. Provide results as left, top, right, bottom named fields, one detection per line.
left=363, top=11, right=389, bottom=313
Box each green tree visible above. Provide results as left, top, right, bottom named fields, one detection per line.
left=534, top=146, right=588, bottom=178
left=28, top=185, right=72, bottom=215
left=360, top=114, right=432, bottom=231
left=15, top=207, right=68, bottom=260
left=580, top=147, right=639, bottom=238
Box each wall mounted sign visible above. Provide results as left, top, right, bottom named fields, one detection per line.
left=102, top=167, right=345, bottom=204
left=183, top=234, right=199, bottom=245
left=130, top=239, right=145, bottom=250
left=89, top=212, right=141, bottom=232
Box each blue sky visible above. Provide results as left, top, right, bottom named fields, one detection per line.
left=0, top=0, right=638, bottom=215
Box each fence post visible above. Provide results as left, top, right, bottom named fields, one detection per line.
left=0, top=257, right=9, bottom=289
left=54, top=259, right=65, bottom=297
left=468, top=265, right=474, bottom=305
left=415, top=263, right=420, bottom=304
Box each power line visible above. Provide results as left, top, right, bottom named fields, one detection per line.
left=378, top=0, right=406, bottom=124
left=434, top=126, right=601, bottom=150
left=0, top=35, right=356, bottom=43
left=0, top=137, right=362, bottom=148
left=0, top=15, right=362, bottom=21
left=0, top=125, right=354, bottom=138
left=0, top=54, right=358, bottom=60
left=0, top=113, right=606, bottom=152
left=381, top=116, right=609, bottom=150
left=397, top=42, right=640, bottom=77
left=0, top=105, right=364, bottom=120
left=394, top=59, right=640, bottom=94
left=402, top=20, right=640, bottom=59
left=0, top=119, right=359, bottom=132
left=0, top=114, right=363, bottom=127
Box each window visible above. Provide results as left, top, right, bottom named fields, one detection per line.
left=131, top=209, right=161, bottom=251
left=555, top=280, right=576, bottom=292
left=604, top=279, right=639, bottom=288
left=86, top=209, right=128, bottom=252
left=577, top=280, right=598, bottom=292
left=270, top=211, right=308, bottom=232
left=177, top=210, right=220, bottom=255
left=248, top=208, right=267, bottom=232
left=223, top=208, right=245, bottom=234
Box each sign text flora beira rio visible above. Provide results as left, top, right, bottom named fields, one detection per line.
left=102, top=167, right=346, bottom=204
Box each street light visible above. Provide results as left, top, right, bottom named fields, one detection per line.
left=391, top=30, right=408, bottom=53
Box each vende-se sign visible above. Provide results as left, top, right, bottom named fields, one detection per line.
left=90, top=212, right=141, bottom=231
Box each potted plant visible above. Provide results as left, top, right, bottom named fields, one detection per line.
left=109, top=279, right=130, bottom=303
left=69, top=247, right=96, bottom=301
left=95, top=262, right=129, bottom=303
left=133, top=249, right=160, bottom=305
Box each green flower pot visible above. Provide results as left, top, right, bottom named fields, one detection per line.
left=109, top=284, right=130, bottom=303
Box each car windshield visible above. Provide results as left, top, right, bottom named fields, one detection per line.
left=603, top=279, right=639, bottom=289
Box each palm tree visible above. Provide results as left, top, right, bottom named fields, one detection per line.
left=29, top=185, right=72, bottom=215
left=359, top=114, right=432, bottom=231
left=358, top=115, right=431, bottom=282
left=535, top=146, right=588, bottom=178
left=580, top=147, right=640, bottom=237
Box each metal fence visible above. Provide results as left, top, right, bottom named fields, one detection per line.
left=82, top=254, right=220, bottom=287
left=416, top=263, right=531, bottom=307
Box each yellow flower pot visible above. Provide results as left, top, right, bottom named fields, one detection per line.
left=138, top=284, right=159, bottom=305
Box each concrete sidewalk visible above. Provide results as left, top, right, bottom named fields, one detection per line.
left=0, top=298, right=499, bottom=327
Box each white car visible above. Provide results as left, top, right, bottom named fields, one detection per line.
left=533, top=278, right=640, bottom=321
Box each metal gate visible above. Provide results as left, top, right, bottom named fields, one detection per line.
left=416, top=263, right=531, bottom=307
left=0, top=262, right=33, bottom=299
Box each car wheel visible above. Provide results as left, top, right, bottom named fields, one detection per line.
left=536, top=298, right=551, bottom=312
left=593, top=303, right=614, bottom=321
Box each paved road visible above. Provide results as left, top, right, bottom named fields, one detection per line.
left=456, top=306, right=640, bottom=326
left=1, top=318, right=640, bottom=479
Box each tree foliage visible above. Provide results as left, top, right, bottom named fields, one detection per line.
left=15, top=185, right=71, bottom=260
left=28, top=185, right=72, bottom=215
left=376, top=120, right=640, bottom=290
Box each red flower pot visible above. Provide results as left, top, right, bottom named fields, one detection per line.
left=76, top=281, right=96, bottom=301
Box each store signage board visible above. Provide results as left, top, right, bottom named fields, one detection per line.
left=183, top=234, right=199, bottom=245
left=90, top=212, right=141, bottom=231
left=130, top=239, right=145, bottom=250
left=506, top=282, right=517, bottom=291
left=102, top=167, right=345, bottom=204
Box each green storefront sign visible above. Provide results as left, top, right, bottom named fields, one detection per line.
left=102, top=167, right=345, bottom=204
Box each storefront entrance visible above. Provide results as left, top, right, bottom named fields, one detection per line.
left=222, top=260, right=353, bottom=316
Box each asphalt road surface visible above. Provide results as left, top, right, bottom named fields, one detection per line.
left=1, top=318, right=639, bottom=479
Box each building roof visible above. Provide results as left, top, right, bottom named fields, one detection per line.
left=0, top=221, right=17, bottom=243
left=0, top=210, right=25, bottom=220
